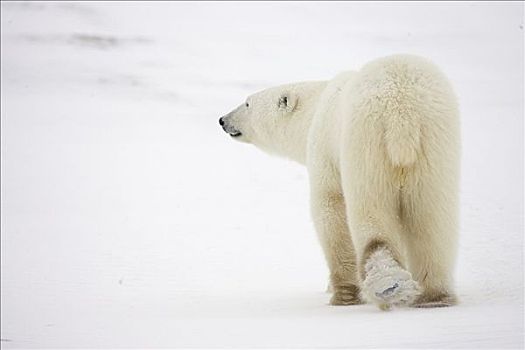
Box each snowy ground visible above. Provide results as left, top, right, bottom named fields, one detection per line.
left=1, top=2, right=523, bottom=348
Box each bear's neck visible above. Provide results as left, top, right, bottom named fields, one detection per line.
left=282, top=82, right=327, bottom=165
left=283, top=110, right=315, bottom=165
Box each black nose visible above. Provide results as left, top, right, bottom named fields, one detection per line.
left=219, top=117, right=225, bottom=126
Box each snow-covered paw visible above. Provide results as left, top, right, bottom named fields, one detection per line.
left=362, top=247, right=421, bottom=309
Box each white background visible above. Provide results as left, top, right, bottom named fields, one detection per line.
left=1, top=2, right=523, bottom=348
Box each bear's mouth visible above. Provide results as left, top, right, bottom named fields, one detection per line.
left=223, top=124, right=242, bottom=137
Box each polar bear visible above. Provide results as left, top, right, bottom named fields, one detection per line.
left=219, top=54, right=460, bottom=310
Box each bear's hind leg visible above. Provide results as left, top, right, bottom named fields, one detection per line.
left=401, top=180, right=459, bottom=308
left=345, top=206, right=421, bottom=309
left=340, top=150, right=421, bottom=309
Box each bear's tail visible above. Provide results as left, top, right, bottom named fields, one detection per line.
left=383, top=109, right=421, bottom=167
left=355, top=54, right=433, bottom=168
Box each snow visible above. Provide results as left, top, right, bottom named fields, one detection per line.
left=1, top=2, right=523, bottom=348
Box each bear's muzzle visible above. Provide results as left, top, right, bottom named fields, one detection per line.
left=219, top=116, right=242, bottom=137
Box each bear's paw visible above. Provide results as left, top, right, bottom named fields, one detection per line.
left=362, top=248, right=421, bottom=309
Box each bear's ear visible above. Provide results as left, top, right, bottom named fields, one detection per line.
left=278, top=92, right=298, bottom=113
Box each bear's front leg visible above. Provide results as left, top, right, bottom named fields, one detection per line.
left=310, top=184, right=364, bottom=306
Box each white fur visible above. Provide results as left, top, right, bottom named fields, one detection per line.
left=221, top=54, right=460, bottom=310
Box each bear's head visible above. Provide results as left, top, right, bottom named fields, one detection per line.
left=219, top=81, right=326, bottom=163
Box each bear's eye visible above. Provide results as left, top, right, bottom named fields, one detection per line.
left=245, top=102, right=249, bottom=108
